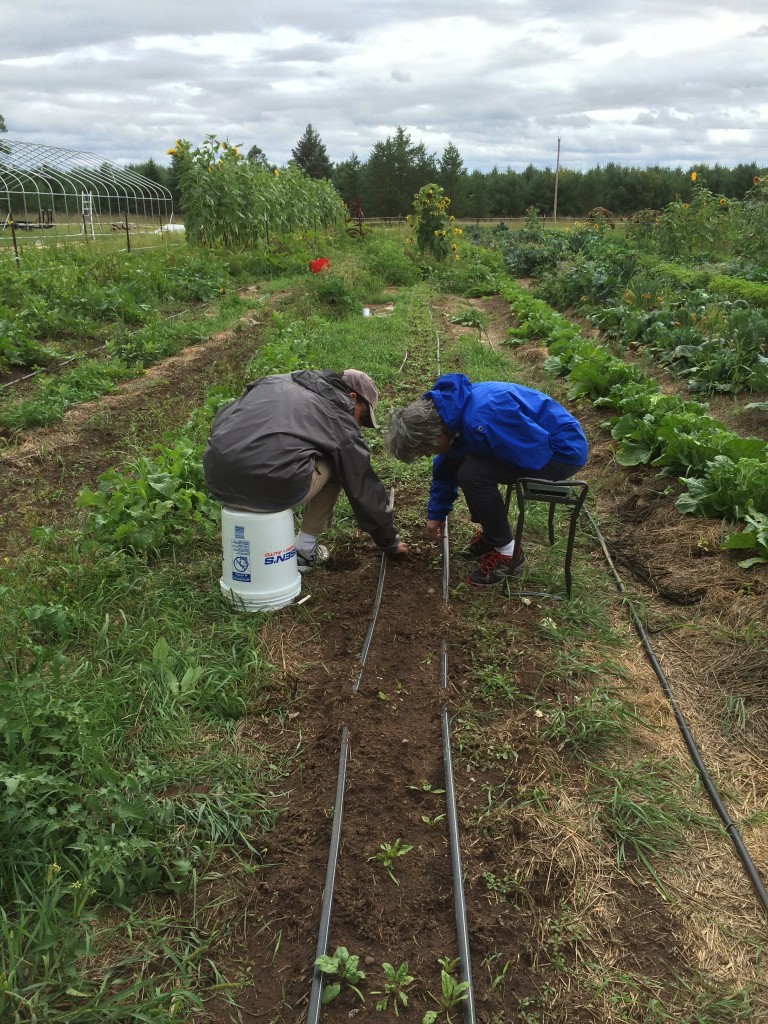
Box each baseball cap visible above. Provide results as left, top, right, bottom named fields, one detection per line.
left=342, top=368, right=379, bottom=428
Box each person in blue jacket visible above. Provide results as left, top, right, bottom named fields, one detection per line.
left=386, top=373, right=588, bottom=587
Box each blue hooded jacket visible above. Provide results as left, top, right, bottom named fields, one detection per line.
left=426, top=374, right=588, bottom=520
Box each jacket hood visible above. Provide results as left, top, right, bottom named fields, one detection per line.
left=291, top=369, right=354, bottom=416
left=425, top=373, right=473, bottom=433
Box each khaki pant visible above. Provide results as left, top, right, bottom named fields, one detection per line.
left=225, top=458, right=341, bottom=536
left=298, top=458, right=341, bottom=535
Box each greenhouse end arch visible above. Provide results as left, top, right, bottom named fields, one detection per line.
left=0, top=138, right=176, bottom=246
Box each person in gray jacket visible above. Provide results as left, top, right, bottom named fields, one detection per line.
left=202, top=368, right=408, bottom=570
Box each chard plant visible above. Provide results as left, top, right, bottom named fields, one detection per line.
left=372, top=961, right=415, bottom=1015
left=423, top=957, right=471, bottom=1022
left=314, top=946, right=365, bottom=1005
left=76, top=442, right=218, bottom=555
left=368, top=838, right=414, bottom=885
left=721, top=506, right=768, bottom=566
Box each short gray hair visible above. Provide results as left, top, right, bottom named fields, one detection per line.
left=386, top=397, right=446, bottom=463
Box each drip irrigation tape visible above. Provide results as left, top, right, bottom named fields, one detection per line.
left=309, top=510, right=394, bottom=1016
left=585, top=507, right=768, bottom=915
left=352, top=552, right=388, bottom=692
left=442, top=521, right=451, bottom=602
left=440, top=635, right=477, bottom=1024
left=307, top=725, right=350, bottom=1023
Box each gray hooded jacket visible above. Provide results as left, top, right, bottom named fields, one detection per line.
left=202, top=370, right=399, bottom=551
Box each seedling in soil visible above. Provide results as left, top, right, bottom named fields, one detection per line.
left=372, top=961, right=415, bottom=1014
left=368, top=838, right=414, bottom=885
left=421, top=813, right=446, bottom=827
left=483, top=952, right=510, bottom=991
left=408, top=782, right=445, bottom=795
left=422, top=957, right=471, bottom=1022
left=314, top=946, right=366, bottom=1005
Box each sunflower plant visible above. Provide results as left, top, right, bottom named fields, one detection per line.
left=170, top=135, right=345, bottom=251
left=655, top=170, right=731, bottom=258
left=407, top=183, right=461, bottom=261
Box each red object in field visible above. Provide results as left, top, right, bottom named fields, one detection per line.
left=310, top=257, right=331, bottom=273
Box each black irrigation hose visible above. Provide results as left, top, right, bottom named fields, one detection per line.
left=440, top=706, right=476, bottom=1024
left=306, top=725, right=351, bottom=1024
left=441, top=522, right=477, bottom=1024
left=307, top=517, right=477, bottom=1020
left=307, top=529, right=392, bottom=1015
left=584, top=507, right=768, bottom=916
left=352, top=552, right=388, bottom=693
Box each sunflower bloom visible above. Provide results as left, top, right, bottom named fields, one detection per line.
left=691, top=171, right=697, bottom=182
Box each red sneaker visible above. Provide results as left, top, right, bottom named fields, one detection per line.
left=458, top=530, right=496, bottom=559
left=466, top=548, right=526, bottom=587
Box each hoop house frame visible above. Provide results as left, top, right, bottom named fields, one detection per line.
left=0, top=139, right=175, bottom=246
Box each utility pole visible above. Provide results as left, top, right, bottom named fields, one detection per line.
left=553, top=136, right=561, bottom=224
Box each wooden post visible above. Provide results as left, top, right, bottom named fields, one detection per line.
left=553, top=136, right=561, bottom=224
left=10, top=219, right=20, bottom=266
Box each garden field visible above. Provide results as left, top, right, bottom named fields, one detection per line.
left=1, top=195, right=767, bottom=1023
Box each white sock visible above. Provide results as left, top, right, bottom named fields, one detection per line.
left=296, top=531, right=317, bottom=552
left=496, top=540, right=516, bottom=557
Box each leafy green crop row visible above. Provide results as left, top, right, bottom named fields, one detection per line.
left=0, top=244, right=237, bottom=372
left=499, top=278, right=768, bottom=565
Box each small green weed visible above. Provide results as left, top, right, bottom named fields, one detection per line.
left=588, top=758, right=712, bottom=880
left=482, top=869, right=527, bottom=904
left=537, top=686, right=644, bottom=754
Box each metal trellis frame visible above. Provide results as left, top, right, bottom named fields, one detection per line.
left=0, top=138, right=176, bottom=248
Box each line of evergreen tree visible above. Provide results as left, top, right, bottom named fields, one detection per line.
left=120, top=121, right=766, bottom=221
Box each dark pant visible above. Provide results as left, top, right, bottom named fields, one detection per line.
left=457, top=455, right=584, bottom=548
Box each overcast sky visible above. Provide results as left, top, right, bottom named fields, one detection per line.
left=3, top=1, right=767, bottom=174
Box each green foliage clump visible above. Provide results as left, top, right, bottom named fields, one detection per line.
left=0, top=360, right=136, bottom=433
left=171, top=135, right=345, bottom=251
left=359, top=235, right=420, bottom=287
left=76, top=442, right=217, bottom=555
left=429, top=243, right=504, bottom=297
left=310, top=268, right=360, bottom=317
left=407, top=183, right=460, bottom=262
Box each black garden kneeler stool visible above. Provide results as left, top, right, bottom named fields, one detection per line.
left=502, top=478, right=589, bottom=600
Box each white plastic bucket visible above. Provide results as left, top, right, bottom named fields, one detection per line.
left=219, top=507, right=301, bottom=611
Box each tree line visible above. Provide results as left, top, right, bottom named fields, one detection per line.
left=4, top=112, right=755, bottom=221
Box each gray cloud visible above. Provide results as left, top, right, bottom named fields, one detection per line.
left=1, top=1, right=766, bottom=172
